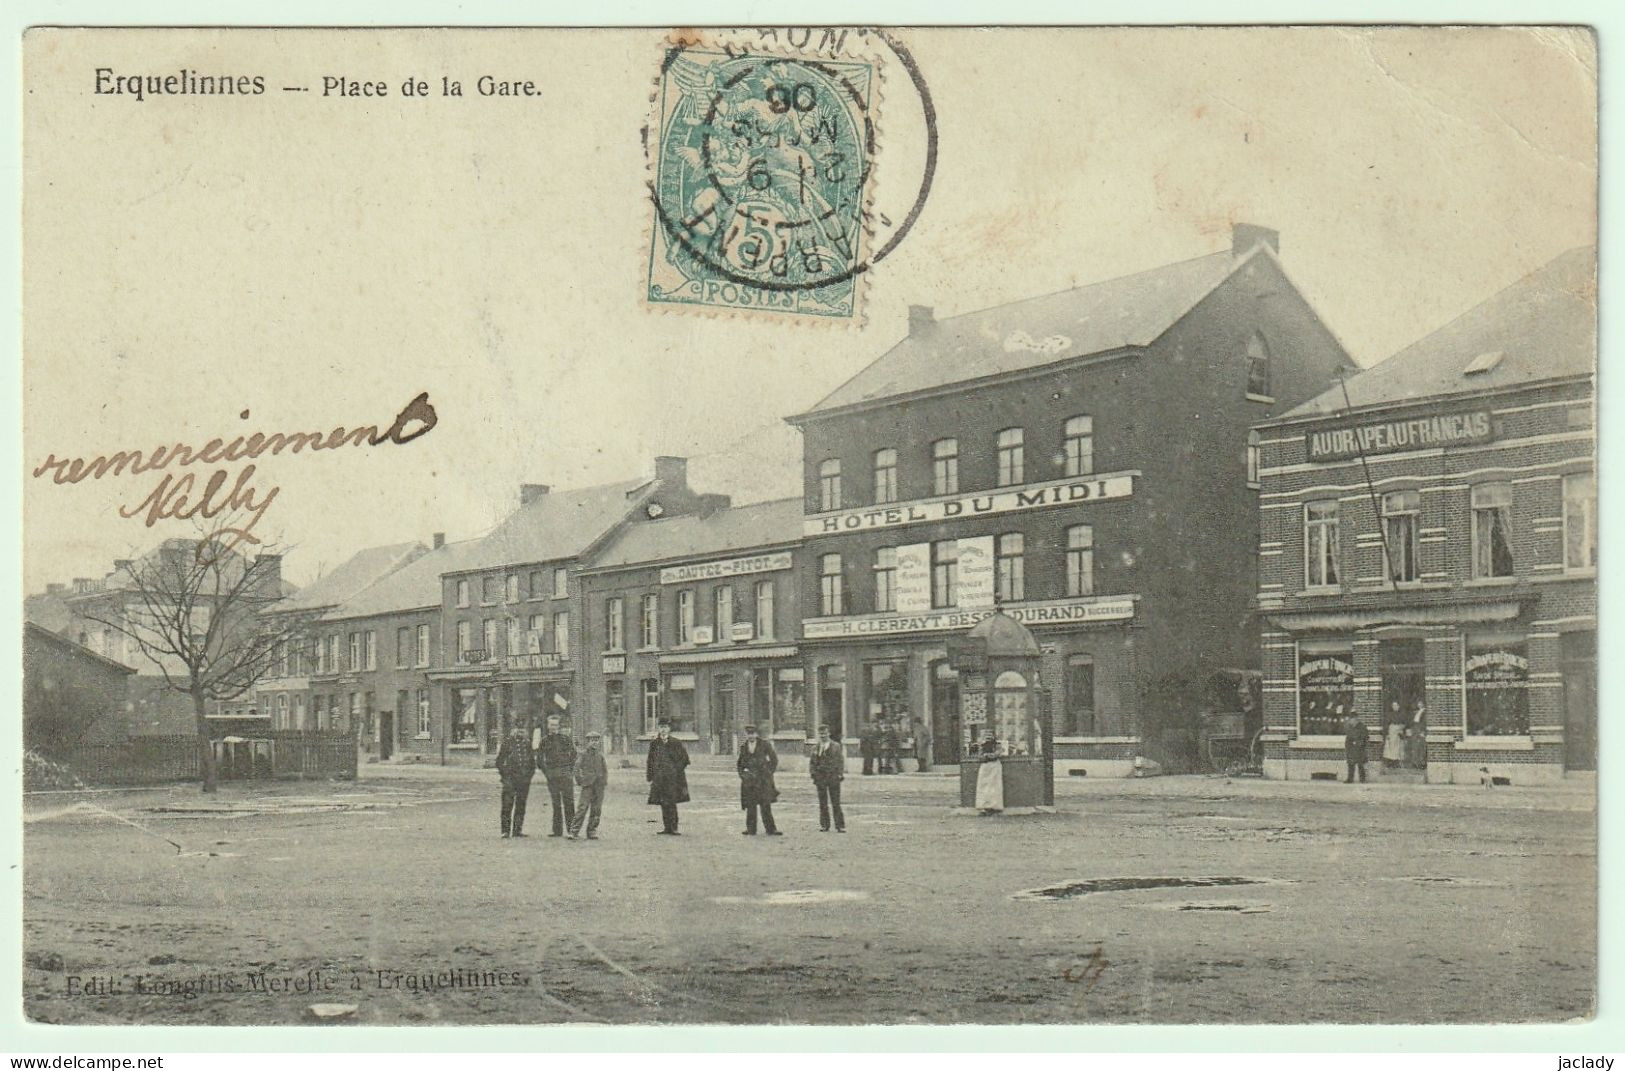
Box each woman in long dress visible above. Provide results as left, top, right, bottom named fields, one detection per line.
left=974, top=734, right=1004, bottom=812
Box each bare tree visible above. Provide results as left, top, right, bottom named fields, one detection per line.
left=77, top=528, right=320, bottom=792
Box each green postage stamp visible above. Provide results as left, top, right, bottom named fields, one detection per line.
left=646, top=32, right=879, bottom=322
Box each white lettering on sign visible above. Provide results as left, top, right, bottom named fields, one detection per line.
left=1306, top=411, right=1493, bottom=462
left=601, top=654, right=626, bottom=675
left=729, top=622, right=755, bottom=642
left=957, top=535, right=995, bottom=610
left=804, top=472, right=1137, bottom=536
left=659, top=550, right=794, bottom=585
left=895, top=543, right=931, bottom=613
left=802, top=597, right=1136, bottom=639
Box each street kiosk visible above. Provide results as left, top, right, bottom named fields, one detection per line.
left=955, top=610, right=1054, bottom=810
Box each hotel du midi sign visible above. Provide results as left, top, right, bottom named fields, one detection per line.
left=803, top=472, right=1137, bottom=536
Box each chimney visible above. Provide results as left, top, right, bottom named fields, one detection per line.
left=520, top=483, right=551, bottom=506
left=46, top=583, right=64, bottom=595
left=1232, top=223, right=1280, bottom=258
left=908, top=304, right=935, bottom=335
left=698, top=493, right=731, bottom=518
left=432, top=532, right=446, bottom=550
left=113, top=559, right=132, bottom=573
left=255, top=553, right=283, bottom=590
left=654, top=456, right=688, bottom=487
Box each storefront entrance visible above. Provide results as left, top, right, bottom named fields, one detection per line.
left=713, top=673, right=738, bottom=756
left=1379, top=639, right=1426, bottom=771
left=1561, top=630, right=1596, bottom=771
left=930, top=660, right=961, bottom=765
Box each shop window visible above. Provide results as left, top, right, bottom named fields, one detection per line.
left=864, top=661, right=907, bottom=734
left=1063, top=415, right=1094, bottom=477
left=873, top=547, right=897, bottom=612
left=714, top=585, right=734, bottom=639
left=1471, top=483, right=1515, bottom=578
left=1297, top=643, right=1354, bottom=736
left=996, top=533, right=1025, bottom=602
left=1066, top=655, right=1096, bottom=735
left=641, top=678, right=661, bottom=735
left=1465, top=640, right=1531, bottom=736
left=606, top=597, right=624, bottom=651
left=996, top=427, right=1025, bottom=486
left=931, top=540, right=958, bottom=608
left=1563, top=472, right=1596, bottom=572
left=751, top=669, right=773, bottom=734
left=820, top=554, right=844, bottom=615
left=676, top=591, right=694, bottom=645
left=641, top=594, right=659, bottom=649
left=819, top=458, right=842, bottom=511
left=873, top=448, right=898, bottom=505
left=777, top=668, right=808, bottom=735
left=665, top=673, right=697, bottom=733
left=933, top=438, right=959, bottom=495
left=1304, top=500, right=1340, bottom=588
left=1066, top=525, right=1094, bottom=597
left=1245, top=333, right=1272, bottom=398
left=754, top=580, right=775, bottom=641
left=1382, top=490, right=1421, bottom=583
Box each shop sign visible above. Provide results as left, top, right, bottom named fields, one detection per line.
left=957, top=536, right=995, bottom=610
left=805, top=472, right=1136, bottom=536
left=692, top=626, right=714, bottom=645
left=660, top=550, right=793, bottom=585
left=895, top=544, right=931, bottom=613
left=802, top=596, right=1135, bottom=639
left=1465, top=650, right=1530, bottom=687
left=505, top=652, right=561, bottom=671
left=1306, top=410, right=1493, bottom=462
left=601, top=654, right=626, bottom=675
left=729, top=622, right=755, bottom=642
left=1296, top=651, right=1353, bottom=736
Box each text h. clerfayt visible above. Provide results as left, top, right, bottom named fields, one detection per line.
left=31, top=392, right=438, bottom=552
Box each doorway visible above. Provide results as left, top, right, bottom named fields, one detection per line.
left=1561, top=631, right=1596, bottom=771
left=378, top=711, right=394, bottom=760
left=1379, top=638, right=1426, bottom=770
left=930, top=659, right=961, bottom=765
left=713, top=674, right=738, bottom=756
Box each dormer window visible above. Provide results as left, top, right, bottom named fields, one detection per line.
left=1464, top=350, right=1505, bottom=375
left=1245, top=333, right=1273, bottom=399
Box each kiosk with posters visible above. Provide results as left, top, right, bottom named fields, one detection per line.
left=955, top=610, right=1054, bottom=811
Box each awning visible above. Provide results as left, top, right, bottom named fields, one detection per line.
left=1265, top=601, right=1523, bottom=633
left=659, top=644, right=799, bottom=665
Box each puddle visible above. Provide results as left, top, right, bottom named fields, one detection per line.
left=1379, top=876, right=1503, bottom=887
left=710, top=889, right=871, bottom=906
left=1012, top=876, right=1283, bottom=901
left=1150, top=900, right=1275, bottom=914
left=177, top=850, right=240, bottom=858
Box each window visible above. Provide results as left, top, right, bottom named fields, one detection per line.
left=348, top=632, right=361, bottom=671
left=275, top=694, right=288, bottom=731
left=452, top=688, right=478, bottom=744
left=676, top=590, right=694, bottom=645
left=818, top=458, right=842, bottom=511
left=364, top=631, right=377, bottom=671
left=456, top=579, right=470, bottom=608
left=416, top=688, right=431, bottom=737
left=396, top=627, right=411, bottom=668
left=482, top=575, right=500, bottom=604
left=1066, top=525, right=1094, bottom=597
left=529, top=570, right=544, bottom=599
left=553, top=568, right=568, bottom=599
left=820, top=554, right=844, bottom=615
left=714, top=586, right=734, bottom=639
left=351, top=692, right=364, bottom=736
left=1465, top=639, right=1530, bottom=736
left=1067, top=655, right=1096, bottom=735
left=1063, top=416, right=1094, bottom=477
left=641, top=594, right=659, bottom=649
left=605, top=680, right=625, bottom=739
left=1304, top=500, right=1340, bottom=588
left=315, top=635, right=328, bottom=674
left=932, top=438, right=959, bottom=495
left=752, top=669, right=773, bottom=734
left=606, top=597, right=624, bottom=651
left=506, top=574, right=520, bottom=603
left=1471, top=483, right=1515, bottom=579
left=873, top=448, right=898, bottom=504
left=665, top=673, right=696, bottom=732
left=482, top=619, right=500, bottom=659
left=996, top=428, right=1025, bottom=486
left=1246, top=430, right=1261, bottom=488
left=641, top=679, right=661, bottom=735
left=528, top=613, right=545, bottom=640
left=456, top=620, right=472, bottom=661
left=777, top=668, right=808, bottom=735
left=1245, top=333, right=1272, bottom=398
left=873, top=547, right=897, bottom=612
left=311, top=694, right=324, bottom=730
left=865, top=661, right=907, bottom=733
left=997, top=533, right=1025, bottom=603
left=1383, top=490, right=1421, bottom=583
left=755, top=580, right=775, bottom=640
left=1297, top=642, right=1354, bottom=736
left=1563, top=473, right=1597, bottom=571
left=931, top=540, right=958, bottom=608
left=553, top=611, right=570, bottom=660
left=416, top=624, right=430, bottom=668
left=326, top=635, right=340, bottom=672
left=507, top=617, right=522, bottom=659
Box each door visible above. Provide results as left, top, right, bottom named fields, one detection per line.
left=379, top=711, right=394, bottom=760
left=1562, top=631, right=1596, bottom=771
left=713, top=674, right=737, bottom=756
left=930, top=660, right=961, bottom=765
left=1379, top=639, right=1427, bottom=770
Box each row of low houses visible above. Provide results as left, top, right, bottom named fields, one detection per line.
left=30, top=225, right=1597, bottom=784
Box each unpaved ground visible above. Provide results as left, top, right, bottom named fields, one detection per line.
left=23, top=769, right=1595, bottom=1025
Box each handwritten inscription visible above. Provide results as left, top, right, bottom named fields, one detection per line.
left=31, top=392, right=438, bottom=557
left=1059, top=945, right=1111, bottom=992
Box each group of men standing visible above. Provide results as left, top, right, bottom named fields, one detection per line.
left=495, top=714, right=607, bottom=840
left=859, top=717, right=932, bottom=775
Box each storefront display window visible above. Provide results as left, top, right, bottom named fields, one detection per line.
left=452, top=688, right=479, bottom=745
left=1297, top=643, right=1354, bottom=735
left=776, top=668, right=807, bottom=734
left=665, top=673, right=696, bottom=733
left=1465, top=640, right=1530, bottom=736
left=751, top=668, right=773, bottom=734
left=865, top=661, right=908, bottom=733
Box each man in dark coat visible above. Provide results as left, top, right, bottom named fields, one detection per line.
left=495, top=727, right=535, bottom=838
left=1341, top=707, right=1369, bottom=783
left=645, top=719, right=690, bottom=835
left=537, top=714, right=578, bottom=837
left=809, top=723, right=846, bottom=832
left=568, top=730, right=608, bottom=840
left=912, top=715, right=933, bottom=773
left=737, top=724, right=782, bottom=835
left=881, top=720, right=902, bottom=774
left=860, top=723, right=879, bottom=775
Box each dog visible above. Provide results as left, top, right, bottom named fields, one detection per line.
left=1480, top=766, right=1494, bottom=788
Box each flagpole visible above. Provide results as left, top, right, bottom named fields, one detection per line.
left=1335, top=367, right=1396, bottom=586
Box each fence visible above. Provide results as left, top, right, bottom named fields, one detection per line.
left=56, top=731, right=356, bottom=786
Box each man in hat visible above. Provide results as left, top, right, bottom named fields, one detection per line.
left=537, top=714, right=578, bottom=837
left=808, top=723, right=846, bottom=832
left=1341, top=706, right=1369, bottom=784
left=568, top=730, right=608, bottom=840
left=645, top=719, right=690, bottom=835
left=737, top=724, right=782, bottom=835
left=495, top=726, right=535, bottom=838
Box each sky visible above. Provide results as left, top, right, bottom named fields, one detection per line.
left=21, top=26, right=1596, bottom=592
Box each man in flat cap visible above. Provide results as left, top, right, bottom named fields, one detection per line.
left=568, top=730, right=608, bottom=840
left=737, top=724, right=782, bottom=836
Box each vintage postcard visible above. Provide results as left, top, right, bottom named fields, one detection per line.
left=17, top=24, right=1598, bottom=1033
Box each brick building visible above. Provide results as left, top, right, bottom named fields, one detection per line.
left=785, top=225, right=1351, bottom=775
left=1253, top=247, right=1596, bottom=784
left=24, top=621, right=137, bottom=751
left=577, top=498, right=803, bottom=759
